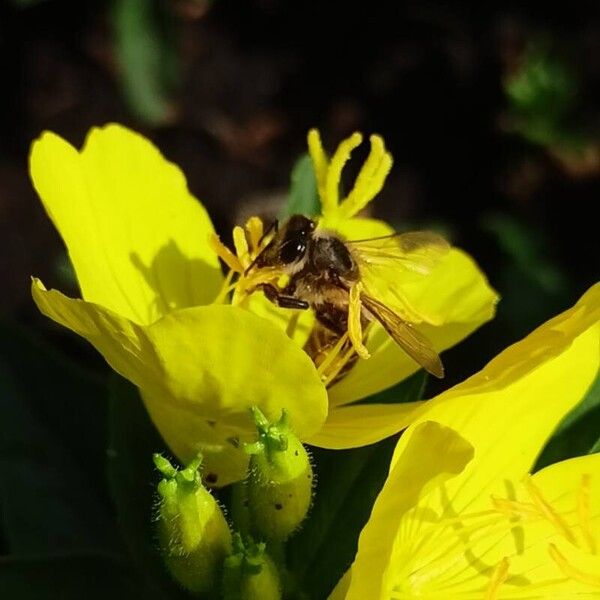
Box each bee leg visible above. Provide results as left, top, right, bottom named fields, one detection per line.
left=278, top=296, right=310, bottom=309
left=262, top=284, right=309, bottom=310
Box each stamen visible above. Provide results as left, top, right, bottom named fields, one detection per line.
left=307, top=129, right=328, bottom=206
left=338, top=134, right=393, bottom=220
left=348, top=282, right=370, bottom=359
left=323, top=342, right=357, bottom=387
left=484, top=557, right=509, bottom=600
left=316, top=332, right=350, bottom=379
left=213, top=269, right=236, bottom=304
left=245, top=216, right=264, bottom=253
left=208, top=234, right=243, bottom=273
left=325, top=132, right=363, bottom=217
left=232, top=267, right=281, bottom=306
left=548, top=543, right=600, bottom=587
left=524, top=476, right=578, bottom=546
left=232, top=225, right=250, bottom=268
left=578, top=474, right=596, bottom=555
left=491, top=496, right=540, bottom=520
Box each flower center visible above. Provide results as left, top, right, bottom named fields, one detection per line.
left=391, top=473, right=598, bottom=598
left=490, top=473, right=600, bottom=591
left=209, top=216, right=282, bottom=306
left=208, top=216, right=366, bottom=385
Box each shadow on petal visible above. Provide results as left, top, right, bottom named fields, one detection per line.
left=130, top=239, right=223, bottom=316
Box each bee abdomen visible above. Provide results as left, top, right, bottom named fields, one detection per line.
left=314, top=302, right=348, bottom=336
left=303, top=324, right=359, bottom=385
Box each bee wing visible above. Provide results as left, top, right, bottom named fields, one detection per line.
left=347, top=231, right=450, bottom=275
left=361, top=293, right=444, bottom=378
left=346, top=231, right=450, bottom=323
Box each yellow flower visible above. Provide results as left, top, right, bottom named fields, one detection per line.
left=29, top=124, right=328, bottom=486
left=334, top=282, right=600, bottom=599
left=29, top=124, right=496, bottom=483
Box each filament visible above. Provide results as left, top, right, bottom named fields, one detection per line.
left=484, top=557, right=509, bottom=600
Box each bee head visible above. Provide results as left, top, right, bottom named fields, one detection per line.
left=255, top=215, right=315, bottom=269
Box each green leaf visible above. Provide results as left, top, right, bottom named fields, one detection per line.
left=112, top=0, right=180, bottom=125
left=106, top=376, right=185, bottom=599
left=0, top=320, right=118, bottom=555
left=505, top=43, right=577, bottom=120
left=281, top=153, right=320, bottom=219
left=503, top=42, right=586, bottom=150
left=535, top=371, right=600, bottom=471
left=0, top=553, right=137, bottom=598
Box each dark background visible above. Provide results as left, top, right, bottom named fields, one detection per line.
left=0, top=1, right=599, bottom=596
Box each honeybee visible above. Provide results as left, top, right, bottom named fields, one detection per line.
left=248, top=214, right=448, bottom=379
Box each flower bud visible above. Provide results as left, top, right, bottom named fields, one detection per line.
left=154, top=453, right=232, bottom=594
left=230, top=481, right=252, bottom=536
left=222, top=534, right=281, bottom=600
left=245, top=408, right=314, bottom=541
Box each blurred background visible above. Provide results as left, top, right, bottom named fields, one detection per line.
left=1, top=1, right=599, bottom=597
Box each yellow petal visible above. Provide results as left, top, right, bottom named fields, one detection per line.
left=143, top=389, right=251, bottom=485
left=304, top=402, right=424, bottom=450
left=393, top=282, right=600, bottom=508
left=531, top=453, right=600, bottom=556
left=329, top=248, right=498, bottom=406
left=363, top=284, right=600, bottom=597
left=245, top=292, right=315, bottom=347
left=328, top=571, right=351, bottom=600
left=30, top=124, right=222, bottom=325
left=388, top=454, right=600, bottom=598
left=32, top=279, right=328, bottom=485
left=345, top=421, right=474, bottom=600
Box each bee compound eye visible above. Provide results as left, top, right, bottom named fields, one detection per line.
left=280, top=238, right=307, bottom=264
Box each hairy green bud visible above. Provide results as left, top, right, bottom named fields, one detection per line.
left=222, top=534, right=281, bottom=600
left=230, top=481, right=252, bottom=536
left=154, top=453, right=232, bottom=594
left=246, top=408, right=314, bottom=541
